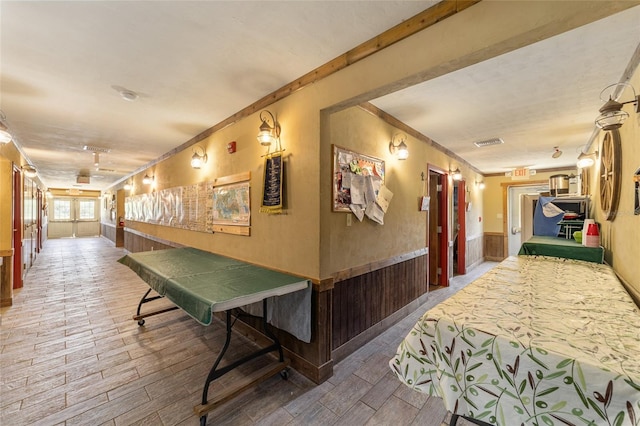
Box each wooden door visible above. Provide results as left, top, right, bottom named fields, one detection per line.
left=428, top=166, right=449, bottom=287
left=12, top=165, right=22, bottom=289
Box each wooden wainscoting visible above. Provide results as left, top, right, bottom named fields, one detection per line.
left=465, top=234, right=484, bottom=270
left=484, top=232, right=506, bottom=261
left=123, top=228, right=182, bottom=253
left=101, top=223, right=124, bottom=247
left=1, top=249, right=13, bottom=307
left=331, top=250, right=428, bottom=362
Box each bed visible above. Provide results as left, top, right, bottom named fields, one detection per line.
left=389, top=255, right=640, bottom=426
left=118, top=247, right=310, bottom=426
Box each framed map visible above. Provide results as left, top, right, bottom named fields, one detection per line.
left=212, top=181, right=250, bottom=226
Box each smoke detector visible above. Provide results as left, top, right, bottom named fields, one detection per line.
left=120, top=89, right=138, bottom=102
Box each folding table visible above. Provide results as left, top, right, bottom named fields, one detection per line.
left=118, top=247, right=310, bottom=425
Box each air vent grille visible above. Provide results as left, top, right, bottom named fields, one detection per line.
left=474, top=138, right=504, bottom=148
left=83, top=145, right=111, bottom=153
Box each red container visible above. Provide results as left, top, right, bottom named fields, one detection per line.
left=585, top=223, right=600, bottom=248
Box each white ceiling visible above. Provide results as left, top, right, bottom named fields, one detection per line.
left=1, top=1, right=639, bottom=191
left=370, top=5, right=640, bottom=174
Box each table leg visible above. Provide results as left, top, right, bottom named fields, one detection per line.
left=133, top=288, right=178, bottom=326
left=450, top=413, right=493, bottom=426
left=196, top=300, right=289, bottom=424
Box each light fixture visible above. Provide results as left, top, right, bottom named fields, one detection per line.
left=22, top=164, right=37, bottom=178
left=0, top=111, right=12, bottom=144
left=595, top=83, right=640, bottom=130
left=256, top=110, right=280, bottom=147
left=93, top=152, right=100, bottom=167
left=576, top=150, right=598, bottom=168
left=142, top=174, right=153, bottom=185
left=451, top=168, right=462, bottom=181
left=190, top=145, right=208, bottom=169
left=124, top=183, right=132, bottom=190
left=389, top=133, right=409, bottom=160
left=476, top=181, right=485, bottom=190
left=46, top=189, right=53, bottom=198
left=552, top=147, right=562, bottom=158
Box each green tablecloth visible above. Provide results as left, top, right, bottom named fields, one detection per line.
left=518, top=235, right=604, bottom=263
left=118, top=247, right=309, bottom=327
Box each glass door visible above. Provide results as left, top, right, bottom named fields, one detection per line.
left=48, top=197, right=100, bottom=238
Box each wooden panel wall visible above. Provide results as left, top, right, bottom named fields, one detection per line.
left=102, top=223, right=124, bottom=247
left=484, top=232, right=505, bottom=261
left=1, top=249, right=13, bottom=307
left=466, top=235, right=484, bottom=269
left=332, top=254, right=427, bottom=352
left=124, top=228, right=181, bottom=253
left=101, top=223, right=115, bottom=245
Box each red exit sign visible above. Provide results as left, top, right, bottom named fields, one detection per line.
left=512, top=168, right=530, bottom=180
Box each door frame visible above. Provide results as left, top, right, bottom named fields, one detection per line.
left=428, top=164, right=449, bottom=287
left=456, top=180, right=466, bottom=275
left=12, top=165, right=22, bottom=290
left=501, top=180, right=547, bottom=258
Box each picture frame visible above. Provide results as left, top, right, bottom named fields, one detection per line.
left=212, top=181, right=251, bottom=227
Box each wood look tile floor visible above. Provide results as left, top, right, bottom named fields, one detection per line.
left=1, top=237, right=497, bottom=426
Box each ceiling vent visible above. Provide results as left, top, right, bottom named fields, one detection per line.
left=76, top=175, right=90, bottom=184
left=83, top=145, right=111, bottom=153
left=474, top=138, right=504, bottom=148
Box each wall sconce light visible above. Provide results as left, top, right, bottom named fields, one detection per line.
left=476, top=181, right=485, bottom=190
left=46, top=189, right=53, bottom=198
left=257, top=110, right=280, bottom=147
left=123, top=183, right=132, bottom=190
left=451, top=168, right=462, bottom=181
left=22, top=164, right=37, bottom=178
left=595, top=83, right=640, bottom=130
left=142, top=174, right=154, bottom=185
left=389, top=133, right=409, bottom=160
left=0, top=122, right=12, bottom=144
left=576, top=150, right=598, bottom=168
left=0, top=111, right=12, bottom=144
left=190, top=145, right=208, bottom=169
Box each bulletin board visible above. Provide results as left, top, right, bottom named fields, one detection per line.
left=332, top=144, right=385, bottom=212
left=124, top=171, right=251, bottom=236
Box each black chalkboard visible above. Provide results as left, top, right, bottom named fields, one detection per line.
left=261, top=153, right=283, bottom=213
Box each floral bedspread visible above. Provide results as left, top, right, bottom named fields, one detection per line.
left=390, top=256, right=640, bottom=426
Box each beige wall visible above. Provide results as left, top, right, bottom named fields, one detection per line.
left=123, top=90, right=323, bottom=278
left=0, top=157, right=14, bottom=250
left=322, top=106, right=483, bottom=276
left=114, top=2, right=635, bottom=282
left=589, top=65, right=640, bottom=296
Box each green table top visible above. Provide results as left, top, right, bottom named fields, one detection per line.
left=118, top=247, right=309, bottom=325
left=518, top=235, right=604, bottom=263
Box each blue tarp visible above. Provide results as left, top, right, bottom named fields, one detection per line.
left=533, top=196, right=564, bottom=237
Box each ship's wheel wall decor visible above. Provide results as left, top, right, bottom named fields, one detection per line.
left=599, top=130, right=622, bottom=221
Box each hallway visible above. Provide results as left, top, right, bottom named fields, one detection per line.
left=1, top=237, right=493, bottom=425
